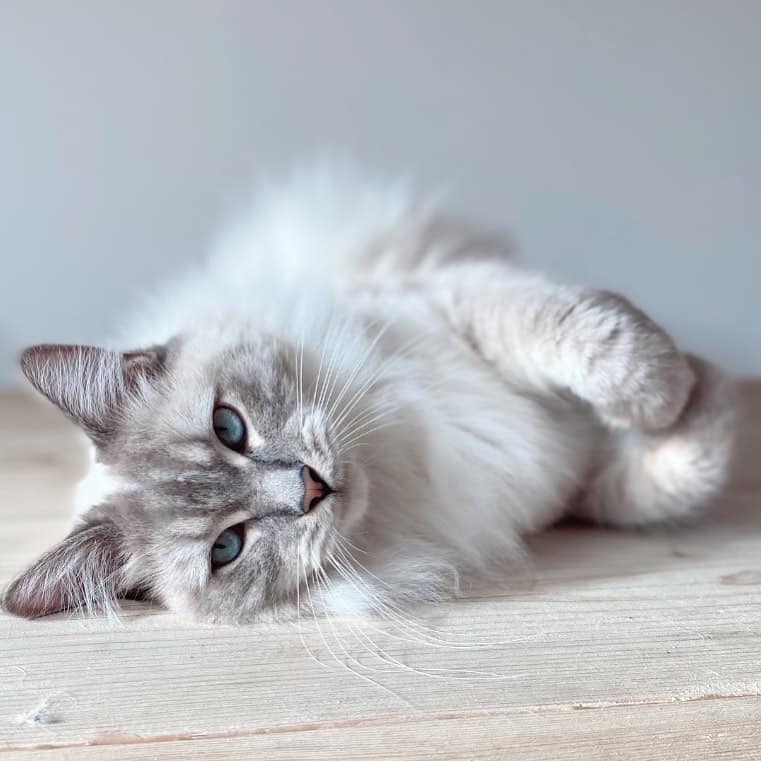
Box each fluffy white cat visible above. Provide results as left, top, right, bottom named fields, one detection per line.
left=3, top=166, right=736, bottom=623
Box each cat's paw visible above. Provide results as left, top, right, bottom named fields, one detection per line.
left=568, top=290, right=696, bottom=431
left=574, top=353, right=736, bottom=526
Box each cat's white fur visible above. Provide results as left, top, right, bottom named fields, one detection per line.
left=74, top=449, right=133, bottom=517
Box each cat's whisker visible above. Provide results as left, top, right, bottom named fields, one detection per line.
left=319, top=326, right=374, bottom=417
left=333, top=336, right=445, bottom=440
left=338, top=421, right=401, bottom=452
left=323, top=319, right=394, bottom=424
left=331, top=558, right=483, bottom=650
left=328, top=331, right=427, bottom=433
left=318, top=566, right=433, bottom=678
left=311, top=328, right=337, bottom=417
left=335, top=394, right=397, bottom=425
left=328, top=365, right=391, bottom=433
left=310, top=328, right=334, bottom=412
left=326, top=553, right=507, bottom=679
left=329, top=545, right=450, bottom=637
left=315, top=322, right=349, bottom=415
left=336, top=405, right=400, bottom=443
left=328, top=545, right=461, bottom=646
left=320, top=561, right=444, bottom=678
left=327, top=335, right=433, bottom=453
left=334, top=530, right=368, bottom=555
left=302, top=555, right=405, bottom=698
left=335, top=416, right=396, bottom=453
left=335, top=366, right=461, bottom=446
left=338, top=442, right=372, bottom=458
left=315, top=568, right=407, bottom=680
left=333, top=398, right=399, bottom=443
left=331, top=538, right=509, bottom=650
left=294, top=549, right=331, bottom=672
left=298, top=338, right=306, bottom=429
left=302, top=551, right=344, bottom=661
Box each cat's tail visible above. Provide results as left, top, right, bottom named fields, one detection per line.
left=575, top=355, right=738, bottom=527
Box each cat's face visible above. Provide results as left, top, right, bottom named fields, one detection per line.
left=2, top=332, right=374, bottom=623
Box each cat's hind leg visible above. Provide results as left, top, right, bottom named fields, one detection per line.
left=574, top=355, right=736, bottom=526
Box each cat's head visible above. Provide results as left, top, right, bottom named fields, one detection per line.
left=2, top=329, right=378, bottom=623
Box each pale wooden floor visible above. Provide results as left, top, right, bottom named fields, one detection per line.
left=1, top=384, right=760, bottom=760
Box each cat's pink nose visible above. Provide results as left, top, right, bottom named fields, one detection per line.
left=301, top=465, right=332, bottom=513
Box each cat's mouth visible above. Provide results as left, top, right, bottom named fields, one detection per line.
left=301, top=465, right=334, bottom=512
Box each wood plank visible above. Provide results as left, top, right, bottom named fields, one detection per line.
left=4, top=697, right=760, bottom=760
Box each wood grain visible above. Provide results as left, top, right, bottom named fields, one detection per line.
left=1, top=384, right=760, bottom=759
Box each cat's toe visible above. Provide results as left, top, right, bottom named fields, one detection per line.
left=575, top=290, right=696, bottom=431
left=597, top=347, right=696, bottom=431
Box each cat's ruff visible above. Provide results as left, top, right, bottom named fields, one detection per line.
left=2, top=167, right=736, bottom=623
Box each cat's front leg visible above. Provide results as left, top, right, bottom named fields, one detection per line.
left=438, top=262, right=695, bottom=431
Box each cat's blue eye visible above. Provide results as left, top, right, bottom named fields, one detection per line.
left=213, top=405, right=247, bottom=452
left=211, top=524, right=245, bottom=570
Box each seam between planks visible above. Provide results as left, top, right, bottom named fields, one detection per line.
left=3, top=691, right=760, bottom=753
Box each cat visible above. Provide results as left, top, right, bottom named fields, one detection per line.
left=2, top=166, right=737, bottom=624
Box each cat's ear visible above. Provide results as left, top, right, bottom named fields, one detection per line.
left=20, top=344, right=164, bottom=443
left=2, top=520, right=127, bottom=618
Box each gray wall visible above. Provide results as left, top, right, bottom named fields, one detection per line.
left=1, top=1, right=759, bottom=387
